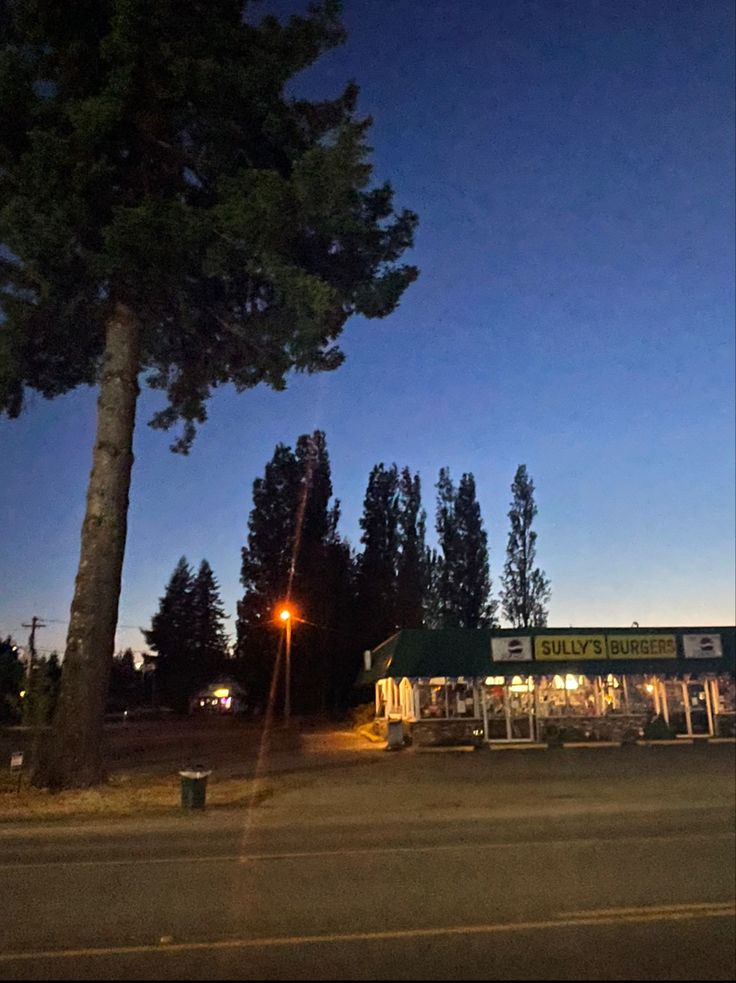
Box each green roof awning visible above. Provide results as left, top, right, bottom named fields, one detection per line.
left=357, top=629, right=495, bottom=685
left=356, top=626, right=736, bottom=686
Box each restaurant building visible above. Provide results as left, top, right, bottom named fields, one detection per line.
left=358, top=626, right=736, bottom=746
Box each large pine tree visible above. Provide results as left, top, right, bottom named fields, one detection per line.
left=191, top=559, right=230, bottom=677
left=436, top=469, right=494, bottom=628
left=500, top=465, right=551, bottom=628
left=143, top=556, right=195, bottom=713
left=1, top=0, right=417, bottom=788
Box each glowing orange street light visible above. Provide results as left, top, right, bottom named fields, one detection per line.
left=278, top=608, right=291, bottom=622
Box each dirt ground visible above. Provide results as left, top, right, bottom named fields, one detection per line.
left=2, top=717, right=735, bottom=825
left=0, top=717, right=377, bottom=821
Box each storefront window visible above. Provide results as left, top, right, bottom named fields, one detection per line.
left=447, top=679, right=477, bottom=717
left=537, top=676, right=560, bottom=716
left=417, top=678, right=449, bottom=718
left=563, top=675, right=597, bottom=715
left=598, top=674, right=624, bottom=713
left=715, top=675, right=736, bottom=714
left=625, top=675, right=657, bottom=714
left=714, top=675, right=736, bottom=736
left=537, top=675, right=597, bottom=715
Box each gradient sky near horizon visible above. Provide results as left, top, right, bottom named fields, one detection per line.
left=1, top=0, right=734, bottom=657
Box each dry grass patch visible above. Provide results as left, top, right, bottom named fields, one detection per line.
left=0, top=770, right=274, bottom=822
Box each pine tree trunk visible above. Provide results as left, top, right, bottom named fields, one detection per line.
left=43, top=304, right=140, bottom=790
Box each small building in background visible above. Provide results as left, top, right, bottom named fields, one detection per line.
left=358, top=626, right=736, bottom=746
left=189, top=677, right=247, bottom=715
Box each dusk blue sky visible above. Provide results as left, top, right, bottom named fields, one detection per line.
left=1, top=0, right=734, bottom=656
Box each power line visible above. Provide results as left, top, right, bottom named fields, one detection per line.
left=15, top=616, right=144, bottom=631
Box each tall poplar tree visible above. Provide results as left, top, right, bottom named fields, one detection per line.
left=355, top=463, right=401, bottom=647
left=500, top=465, right=551, bottom=628
left=237, top=443, right=301, bottom=705
left=395, top=467, right=426, bottom=628
left=1, top=0, right=417, bottom=787
left=423, top=548, right=444, bottom=629
left=236, top=430, right=353, bottom=713
left=436, top=469, right=494, bottom=628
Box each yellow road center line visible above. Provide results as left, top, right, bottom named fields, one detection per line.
left=0, top=905, right=734, bottom=963
left=562, top=901, right=736, bottom=918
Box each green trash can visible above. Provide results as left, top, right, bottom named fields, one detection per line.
left=386, top=714, right=404, bottom=751
left=179, top=768, right=212, bottom=810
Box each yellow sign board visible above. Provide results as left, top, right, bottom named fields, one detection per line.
left=607, top=634, right=676, bottom=659
left=534, top=635, right=606, bottom=660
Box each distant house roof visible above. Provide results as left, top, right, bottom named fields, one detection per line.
left=356, top=626, right=736, bottom=686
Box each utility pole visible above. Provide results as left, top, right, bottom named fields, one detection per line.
left=21, top=616, right=46, bottom=681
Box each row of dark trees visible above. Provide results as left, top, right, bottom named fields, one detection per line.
left=0, top=637, right=62, bottom=726
left=201, top=430, right=552, bottom=715
left=144, top=432, right=551, bottom=715
left=0, top=637, right=152, bottom=725
left=143, top=560, right=230, bottom=712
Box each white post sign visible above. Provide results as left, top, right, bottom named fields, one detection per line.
left=10, top=751, right=23, bottom=770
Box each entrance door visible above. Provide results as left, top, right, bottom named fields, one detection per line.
left=483, top=681, right=534, bottom=741
left=685, top=681, right=711, bottom=735
left=663, top=681, right=688, bottom=735
left=663, top=680, right=713, bottom=736
left=507, top=686, right=534, bottom=739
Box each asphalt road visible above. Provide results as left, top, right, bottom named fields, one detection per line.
left=1, top=797, right=734, bottom=980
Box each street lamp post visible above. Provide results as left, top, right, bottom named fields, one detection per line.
left=279, top=607, right=292, bottom=726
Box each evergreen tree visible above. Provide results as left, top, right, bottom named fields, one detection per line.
left=23, top=653, right=62, bottom=727
left=239, top=444, right=301, bottom=627
left=143, top=557, right=196, bottom=713
left=291, top=432, right=343, bottom=713
left=236, top=431, right=354, bottom=714
left=191, top=560, right=230, bottom=680
left=500, top=465, right=551, bottom=628
left=108, top=648, right=142, bottom=711
left=436, top=469, right=494, bottom=628
left=294, top=432, right=334, bottom=579
left=395, top=467, right=427, bottom=628
left=322, top=530, right=358, bottom=712
left=237, top=443, right=301, bottom=706
left=355, top=463, right=401, bottom=647
left=0, top=1, right=417, bottom=788
left=0, top=637, right=24, bottom=723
